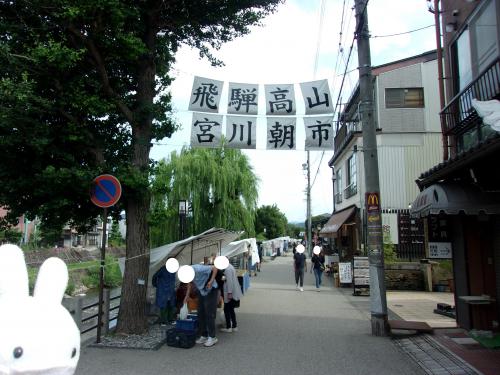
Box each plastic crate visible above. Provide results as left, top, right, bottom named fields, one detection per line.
left=176, top=318, right=198, bottom=332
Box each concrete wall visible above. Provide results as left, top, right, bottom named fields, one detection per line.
left=385, top=263, right=425, bottom=291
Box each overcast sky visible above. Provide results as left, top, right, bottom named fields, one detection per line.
left=150, top=0, right=436, bottom=223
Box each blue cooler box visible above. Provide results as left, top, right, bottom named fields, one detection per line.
left=175, top=317, right=198, bottom=332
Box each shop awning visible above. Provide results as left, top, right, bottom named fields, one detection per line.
left=410, top=183, right=500, bottom=217
left=319, top=207, right=356, bottom=238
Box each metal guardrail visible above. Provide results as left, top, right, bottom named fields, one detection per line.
left=64, top=288, right=120, bottom=336
left=334, top=121, right=361, bottom=157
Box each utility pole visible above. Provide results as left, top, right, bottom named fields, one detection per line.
left=354, top=0, right=388, bottom=336
left=431, top=0, right=449, bottom=160
left=307, top=151, right=312, bottom=255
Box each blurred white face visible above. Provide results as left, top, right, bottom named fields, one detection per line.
left=0, top=299, right=80, bottom=375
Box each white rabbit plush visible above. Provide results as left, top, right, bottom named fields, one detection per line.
left=0, top=244, right=80, bottom=375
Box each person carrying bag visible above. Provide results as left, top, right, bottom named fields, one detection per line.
left=311, top=246, right=326, bottom=292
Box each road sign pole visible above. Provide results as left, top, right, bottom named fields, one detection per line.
left=96, top=207, right=108, bottom=343
left=90, top=174, right=121, bottom=343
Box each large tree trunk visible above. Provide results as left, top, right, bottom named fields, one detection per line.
left=115, top=6, right=158, bottom=334
left=116, top=193, right=150, bottom=334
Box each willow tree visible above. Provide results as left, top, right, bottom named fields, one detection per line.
left=151, top=146, right=259, bottom=246
left=0, top=0, right=282, bottom=334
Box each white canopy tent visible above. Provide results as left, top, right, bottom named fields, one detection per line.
left=261, top=236, right=290, bottom=256
left=221, top=238, right=260, bottom=265
left=118, top=227, right=242, bottom=284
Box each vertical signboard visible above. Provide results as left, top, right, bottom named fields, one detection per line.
left=353, top=256, right=370, bottom=296
left=339, top=262, right=353, bottom=284
left=366, top=192, right=383, bottom=264
left=428, top=215, right=452, bottom=259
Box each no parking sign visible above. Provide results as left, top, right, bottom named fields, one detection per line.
left=90, top=174, right=121, bottom=344
left=90, top=174, right=122, bottom=208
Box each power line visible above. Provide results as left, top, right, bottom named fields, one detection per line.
left=371, top=24, right=434, bottom=39
left=333, top=0, right=369, bottom=121
left=311, top=151, right=325, bottom=188
left=313, top=0, right=327, bottom=78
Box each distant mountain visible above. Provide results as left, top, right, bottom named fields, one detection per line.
left=289, top=221, right=305, bottom=228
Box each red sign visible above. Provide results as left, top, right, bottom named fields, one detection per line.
left=366, top=192, right=380, bottom=212
left=90, top=175, right=122, bottom=208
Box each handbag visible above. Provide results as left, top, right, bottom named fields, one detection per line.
left=233, top=299, right=240, bottom=308
left=319, top=263, right=325, bottom=271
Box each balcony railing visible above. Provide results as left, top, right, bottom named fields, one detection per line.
left=441, top=58, right=500, bottom=137
left=344, top=183, right=357, bottom=199
left=335, top=192, right=343, bottom=204
left=334, top=121, right=361, bottom=157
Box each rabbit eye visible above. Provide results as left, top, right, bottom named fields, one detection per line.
left=13, top=347, right=23, bottom=359
left=71, top=348, right=77, bottom=358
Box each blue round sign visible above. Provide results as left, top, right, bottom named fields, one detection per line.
left=90, top=174, right=122, bottom=208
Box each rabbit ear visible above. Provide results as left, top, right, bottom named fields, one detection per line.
left=0, top=244, right=29, bottom=299
left=33, top=257, right=68, bottom=303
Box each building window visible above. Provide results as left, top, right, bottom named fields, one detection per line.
left=385, top=88, right=425, bottom=108
left=344, top=155, right=357, bottom=199
left=347, top=155, right=357, bottom=188
left=451, top=0, right=499, bottom=94
left=452, top=29, right=473, bottom=92
left=335, top=169, right=343, bottom=203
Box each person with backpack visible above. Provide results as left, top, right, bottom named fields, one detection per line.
left=293, top=244, right=307, bottom=291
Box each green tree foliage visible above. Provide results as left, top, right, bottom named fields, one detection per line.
left=255, top=204, right=287, bottom=240
left=286, top=223, right=302, bottom=238
left=0, top=228, right=22, bottom=244
left=383, top=231, right=397, bottom=263
left=0, top=0, right=282, bottom=334
left=38, top=222, right=64, bottom=247
left=108, top=220, right=125, bottom=247
left=151, top=147, right=258, bottom=246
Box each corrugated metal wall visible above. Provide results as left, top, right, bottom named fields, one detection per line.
left=377, top=133, right=442, bottom=209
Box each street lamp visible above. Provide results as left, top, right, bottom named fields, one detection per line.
left=179, top=200, right=187, bottom=240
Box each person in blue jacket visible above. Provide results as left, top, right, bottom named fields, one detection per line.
left=152, top=265, right=177, bottom=325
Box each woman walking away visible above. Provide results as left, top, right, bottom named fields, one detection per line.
left=293, top=244, right=307, bottom=291
left=220, top=263, right=242, bottom=333
left=311, top=246, right=325, bottom=291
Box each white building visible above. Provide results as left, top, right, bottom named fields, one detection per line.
left=322, top=50, right=443, bottom=261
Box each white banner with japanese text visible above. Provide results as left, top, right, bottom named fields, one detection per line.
left=300, top=79, right=332, bottom=115
left=191, top=112, right=223, bottom=148
left=188, top=76, right=223, bottom=113
left=227, top=82, right=259, bottom=115
left=266, top=117, right=296, bottom=150
left=264, top=83, right=296, bottom=115
left=225, top=116, right=257, bottom=149
left=304, top=116, right=334, bottom=150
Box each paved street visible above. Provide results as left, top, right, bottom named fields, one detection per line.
left=76, top=255, right=423, bottom=375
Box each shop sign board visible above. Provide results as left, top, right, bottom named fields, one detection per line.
left=427, top=215, right=452, bottom=259
left=353, top=256, right=370, bottom=294
left=339, top=262, right=352, bottom=283
left=429, top=242, right=452, bottom=259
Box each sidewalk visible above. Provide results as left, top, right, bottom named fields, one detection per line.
left=384, top=290, right=500, bottom=375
